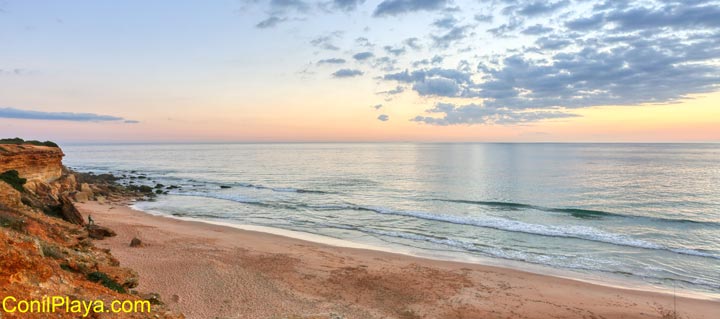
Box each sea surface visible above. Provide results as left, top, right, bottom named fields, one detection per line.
left=63, top=143, right=720, bottom=298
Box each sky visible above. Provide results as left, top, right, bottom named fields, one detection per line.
left=0, top=0, right=719, bottom=143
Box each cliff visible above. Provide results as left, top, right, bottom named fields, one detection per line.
left=0, top=141, right=183, bottom=318
left=0, top=143, right=77, bottom=201
left=0, top=144, right=64, bottom=184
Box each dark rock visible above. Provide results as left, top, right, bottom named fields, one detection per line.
left=86, top=224, right=117, bottom=239
left=59, top=194, right=85, bottom=225
left=130, top=237, right=142, bottom=247
left=140, top=292, right=164, bottom=305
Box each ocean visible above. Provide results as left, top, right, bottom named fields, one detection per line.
left=63, top=143, right=720, bottom=298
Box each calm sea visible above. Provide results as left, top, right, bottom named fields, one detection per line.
left=63, top=143, right=720, bottom=298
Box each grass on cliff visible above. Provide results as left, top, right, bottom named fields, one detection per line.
left=87, top=272, right=127, bottom=293
left=0, top=170, right=27, bottom=192
left=0, top=210, right=26, bottom=232
left=0, top=137, right=59, bottom=148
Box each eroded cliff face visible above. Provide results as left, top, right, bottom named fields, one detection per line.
left=0, top=144, right=64, bottom=184
left=0, top=144, right=78, bottom=218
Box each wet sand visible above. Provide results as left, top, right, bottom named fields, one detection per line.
left=78, top=201, right=719, bottom=319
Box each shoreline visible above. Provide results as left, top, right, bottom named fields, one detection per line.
left=131, top=202, right=719, bottom=302
left=78, top=201, right=720, bottom=319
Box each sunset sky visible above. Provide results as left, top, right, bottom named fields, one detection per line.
left=1, top=0, right=719, bottom=142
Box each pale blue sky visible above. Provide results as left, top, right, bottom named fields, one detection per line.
left=1, top=1, right=719, bottom=142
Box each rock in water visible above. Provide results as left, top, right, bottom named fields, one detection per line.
left=86, top=224, right=117, bottom=239
left=59, top=194, right=85, bottom=225
left=130, top=237, right=143, bottom=247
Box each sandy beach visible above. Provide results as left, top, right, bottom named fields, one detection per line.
left=77, top=201, right=719, bottom=319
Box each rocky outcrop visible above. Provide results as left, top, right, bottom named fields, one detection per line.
left=0, top=144, right=65, bottom=189
left=59, top=194, right=85, bottom=225
left=86, top=224, right=117, bottom=239
left=0, top=180, right=24, bottom=210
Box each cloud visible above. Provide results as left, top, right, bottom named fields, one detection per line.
left=372, top=56, right=398, bottom=71
left=566, top=1, right=720, bottom=31
left=310, top=32, right=343, bottom=51
left=353, top=51, right=374, bottom=60
left=488, top=16, right=523, bottom=36
left=476, top=36, right=720, bottom=109
left=474, top=13, right=493, bottom=23
left=377, top=114, right=389, bottom=121
left=534, top=36, right=572, bottom=50
left=514, top=1, right=570, bottom=17
left=332, top=68, right=364, bottom=78
left=269, top=0, right=309, bottom=13
left=432, top=25, right=470, bottom=48
left=384, top=67, right=476, bottom=97
left=373, top=104, right=383, bottom=110
left=383, top=45, right=406, bottom=56
left=0, top=107, right=137, bottom=123
left=413, top=77, right=461, bottom=96
left=377, top=86, right=405, bottom=95
left=0, top=69, right=26, bottom=76
left=317, top=58, right=346, bottom=64
left=411, top=55, right=443, bottom=67
left=411, top=103, right=578, bottom=125
left=403, top=37, right=422, bottom=50
left=432, top=15, right=458, bottom=29
left=373, top=0, right=448, bottom=17
left=256, top=16, right=287, bottom=28
left=355, top=37, right=374, bottom=48
left=332, top=0, right=365, bottom=11
left=521, top=24, right=554, bottom=35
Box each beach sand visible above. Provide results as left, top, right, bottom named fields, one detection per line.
left=77, top=201, right=719, bottom=319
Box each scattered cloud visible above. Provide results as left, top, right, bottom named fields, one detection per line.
left=474, top=13, right=493, bottom=23
left=256, top=16, right=287, bottom=28
left=373, top=0, right=448, bottom=17
left=384, top=67, right=477, bottom=98
left=411, top=103, right=578, bottom=125
left=432, top=15, right=459, bottom=29
left=355, top=37, right=374, bottom=48
left=377, top=86, right=405, bottom=95
left=332, top=0, right=366, bottom=11
left=513, top=1, right=570, bottom=17
left=269, top=0, right=309, bottom=13
left=403, top=37, right=422, bottom=50
left=383, top=45, right=406, bottom=56
left=432, top=25, right=471, bottom=48
left=377, top=114, right=389, bottom=121
left=0, top=107, right=137, bottom=123
left=521, top=24, right=554, bottom=35
left=310, top=32, right=343, bottom=51
left=332, top=68, right=364, bottom=78
left=0, top=68, right=26, bottom=76
left=317, top=58, right=347, bottom=64
left=373, top=104, right=383, bottom=110
left=353, top=51, right=375, bottom=60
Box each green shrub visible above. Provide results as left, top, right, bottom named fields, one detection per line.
left=0, top=137, right=25, bottom=144
left=0, top=170, right=26, bottom=192
left=87, top=272, right=126, bottom=293
left=41, top=243, right=67, bottom=259
left=0, top=137, right=58, bottom=147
